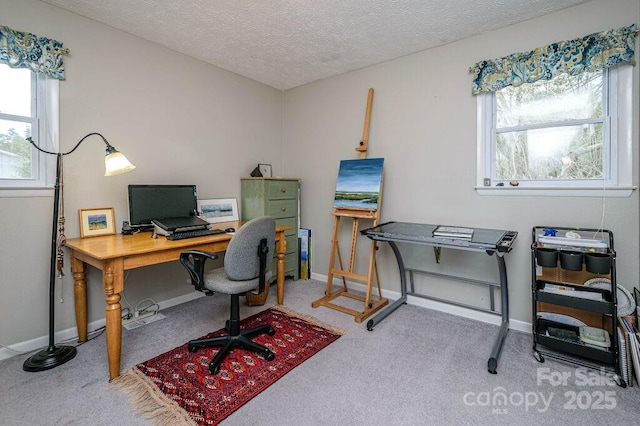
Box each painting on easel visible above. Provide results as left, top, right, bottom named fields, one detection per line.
left=333, top=158, right=384, bottom=210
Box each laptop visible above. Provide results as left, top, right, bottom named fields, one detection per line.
left=152, top=216, right=209, bottom=233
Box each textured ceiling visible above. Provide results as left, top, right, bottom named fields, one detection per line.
left=41, top=0, right=591, bottom=90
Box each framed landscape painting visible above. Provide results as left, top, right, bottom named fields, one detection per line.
left=197, top=198, right=239, bottom=223
left=333, top=158, right=384, bottom=211
left=79, top=207, right=116, bottom=238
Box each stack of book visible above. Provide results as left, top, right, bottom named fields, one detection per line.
left=432, top=226, right=474, bottom=239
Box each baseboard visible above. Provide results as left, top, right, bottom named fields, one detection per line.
left=0, top=291, right=205, bottom=362
left=310, top=272, right=531, bottom=334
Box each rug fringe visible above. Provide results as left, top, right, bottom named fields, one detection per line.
left=111, top=368, right=197, bottom=426
left=272, top=305, right=348, bottom=335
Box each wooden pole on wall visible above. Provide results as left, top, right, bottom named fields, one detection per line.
left=355, top=88, right=374, bottom=159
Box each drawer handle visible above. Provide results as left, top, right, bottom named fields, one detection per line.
left=281, top=207, right=287, bottom=212
left=280, top=188, right=287, bottom=193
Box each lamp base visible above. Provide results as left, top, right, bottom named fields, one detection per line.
left=23, top=345, right=77, bottom=372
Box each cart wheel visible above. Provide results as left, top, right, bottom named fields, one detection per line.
left=614, top=375, right=627, bottom=388
left=533, top=351, right=544, bottom=363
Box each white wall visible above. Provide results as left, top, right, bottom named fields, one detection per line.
left=282, top=0, right=639, bottom=323
left=0, top=0, right=283, bottom=347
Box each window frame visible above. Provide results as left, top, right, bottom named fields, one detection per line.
left=0, top=66, right=58, bottom=197
left=476, top=66, right=634, bottom=197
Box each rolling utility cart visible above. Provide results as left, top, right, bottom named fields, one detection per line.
left=531, top=226, right=626, bottom=387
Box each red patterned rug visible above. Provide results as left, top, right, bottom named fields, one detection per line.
left=112, top=306, right=345, bottom=425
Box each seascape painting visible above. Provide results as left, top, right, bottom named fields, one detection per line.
left=197, top=198, right=239, bottom=223
left=334, top=158, right=384, bottom=210
left=202, top=202, right=233, bottom=218
left=79, top=207, right=115, bottom=238
left=88, top=214, right=108, bottom=230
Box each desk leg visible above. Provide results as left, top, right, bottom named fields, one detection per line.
left=366, top=241, right=407, bottom=331
left=276, top=231, right=287, bottom=305
left=71, top=256, right=88, bottom=342
left=104, top=258, right=124, bottom=381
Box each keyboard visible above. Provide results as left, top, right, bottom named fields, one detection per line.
left=166, top=228, right=225, bottom=240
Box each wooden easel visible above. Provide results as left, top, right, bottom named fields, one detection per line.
left=312, top=88, right=388, bottom=323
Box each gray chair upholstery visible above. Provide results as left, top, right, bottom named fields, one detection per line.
left=179, top=216, right=276, bottom=375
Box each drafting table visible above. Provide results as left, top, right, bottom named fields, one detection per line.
left=361, top=221, right=517, bottom=374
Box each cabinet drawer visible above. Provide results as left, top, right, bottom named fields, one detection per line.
left=285, top=234, right=298, bottom=255
left=273, top=227, right=298, bottom=255
left=266, top=180, right=298, bottom=199
left=270, top=253, right=298, bottom=277
left=284, top=252, right=298, bottom=274
left=267, top=199, right=297, bottom=219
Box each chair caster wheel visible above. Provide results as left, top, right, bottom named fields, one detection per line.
left=264, top=350, right=275, bottom=361
left=209, top=364, right=220, bottom=375
left=188, top=344, right=198, bottom=353
left=267, top=326, right=275, bottom=336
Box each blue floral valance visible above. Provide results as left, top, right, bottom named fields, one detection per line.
left=0, top=25, right=69, bottom=80
left=470, top=24, right=637, bottom=95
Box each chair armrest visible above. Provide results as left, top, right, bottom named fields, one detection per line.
left=180, top=250, right=219, bottom=295
left=257, top=238, right=268, bottom=294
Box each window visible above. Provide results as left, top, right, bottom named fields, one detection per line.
left=0, top=64, right=58, bottom=195
left=477, top=66, right=633, bottom=196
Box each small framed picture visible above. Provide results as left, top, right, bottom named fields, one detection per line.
left=259, top=163, right=272, bottom=178
left=78, top=207, right=116, bottom=238
left=197, top=198, right=239, bottom=223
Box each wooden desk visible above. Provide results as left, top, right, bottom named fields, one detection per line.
left=65, top=221, right=289, bottom=380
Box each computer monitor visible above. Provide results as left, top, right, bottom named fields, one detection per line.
left=128, top=184, right=198, bottom=227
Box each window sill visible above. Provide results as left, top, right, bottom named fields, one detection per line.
left=475, top=186, right=636, bottom=197
left=0, top=187, right=54, bottom=198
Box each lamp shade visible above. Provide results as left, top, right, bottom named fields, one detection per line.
left=104, top=149, right=136, bottom=176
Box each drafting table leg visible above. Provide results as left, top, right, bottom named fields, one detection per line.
left=487, top=253, right=509, bottom=374
left=366, top=241, right=407, bottom=331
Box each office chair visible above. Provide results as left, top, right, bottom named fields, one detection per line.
left=179, top=216, right=277, bottom=374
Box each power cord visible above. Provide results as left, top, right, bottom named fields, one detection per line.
left=0, top=343, right=32, bottom=356
left=59, top=326, right=106, bottom=347
left=135, top=298, right=160, bottom=316
left=120, top=273, right=161, bottom=320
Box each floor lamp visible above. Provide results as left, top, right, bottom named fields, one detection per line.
left=22, top=133, right=135, bottom=372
